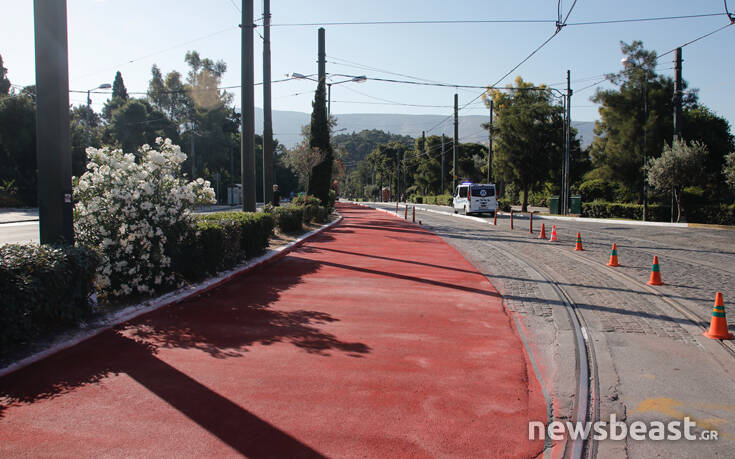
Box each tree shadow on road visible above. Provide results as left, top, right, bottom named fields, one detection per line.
left=0, top=253, right=369, bottom=458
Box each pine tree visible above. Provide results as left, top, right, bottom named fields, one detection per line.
left=307, top=77, right=333, bottom=204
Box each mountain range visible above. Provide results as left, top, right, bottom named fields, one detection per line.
left=253, top=108, right=595, bottom=150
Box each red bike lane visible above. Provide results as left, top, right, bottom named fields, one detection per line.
left=0, top=204, right=546, bottom=457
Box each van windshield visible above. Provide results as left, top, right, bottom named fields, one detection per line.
left=470, top=186, right=495, bottom=197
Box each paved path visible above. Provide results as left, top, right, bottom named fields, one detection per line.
left=0, top=204, right=546, bottom=457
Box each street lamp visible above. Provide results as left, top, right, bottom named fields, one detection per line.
left=289, top=72, right=366, bottom=116
left=86, top=83, right=111, bottom=148
left=326, top=75, right=366, bottom=116
left=621, top=56, right=649, bottom=222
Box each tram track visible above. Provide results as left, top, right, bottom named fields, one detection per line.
left=494, top=241, right=600, bottom=459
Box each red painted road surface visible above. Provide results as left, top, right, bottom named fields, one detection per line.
left=0, top=204, right=546, bottom=457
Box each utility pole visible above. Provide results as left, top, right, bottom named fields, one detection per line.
left=672, top=47, right=683, bottom=222
left=488, top=99, right=493, bottom=183
left=673, top=47, right=683, bottom=140
left=441, top=134, right=445, bottom=193
left=34, top=0, right=73, bottom=245
left=241, top=0, right=256, bottom=211
left=563, top=70, right=572, bottom=215
left=453, top=93, right=458, bottom=191
left=190, top=130, right=196, bottom=178
left=318, top=28, right=325, bottom=85
left=262, top=0, right=274, bottom=206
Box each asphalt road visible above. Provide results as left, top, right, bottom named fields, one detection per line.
left=372, top=202, right=735, bottom=458
left=0, top=222, right=39, bottom=245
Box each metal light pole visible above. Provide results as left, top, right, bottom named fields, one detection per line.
left=34, top=0, right=73, bottom=245
left=85, top=83, right=110, bottom=148
left=241, top=0, right=256, bottom=211
left=262, top=0, right=274, bottom=207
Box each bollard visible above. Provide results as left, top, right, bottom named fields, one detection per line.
left=529, top=212, right=534, bottom=234
left=412, top=206, right=416, bottom=223
left=404, top=205, right=408, bottom=219
left=493, top=211, right=497, bottom=226
left=510, top=210, right=514, bottom=230
left=395, top=202, right=398, bottom=213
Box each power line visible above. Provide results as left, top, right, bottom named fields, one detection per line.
left=658, top=21, right=734, bottom=57
left=271, top=18, right=556, bottom=27
left=566, top=12, right=726, bottom=26
left=75, top=25, right=239, bottom=80
left=227, top=0, right=240, bottom=13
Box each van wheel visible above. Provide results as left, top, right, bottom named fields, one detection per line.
left=454, top=208, right=458, bottom=214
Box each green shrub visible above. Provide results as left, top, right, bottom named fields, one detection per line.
left=292, top=194, right=321, bottom=206
left=274, top=205, right=303, bottom=232
left=579, top=179, right=617, bottom=202
left=410, top=194, right=423, bottom=204
left=302, top=204, right=320, bottom=223
left=316, top=206, right=330, bottom=223
left=0, top=244, right=99, bottom=352
left=497, top=197, right=512, bottom=212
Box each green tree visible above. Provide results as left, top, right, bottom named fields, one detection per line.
left=70, top=104, right=103, bottom=177
left=0, top=54, right=10, bottom=97
left=102, top=71, right=129, bottom=122
left=0, top=94, right=37, bottom=204
left=724, top=152, right=735, bottom=192
left=647, top=139, right=708, bottom=222
left=589, top=41, right=696, bottom=201
left=681, top=105, right=734, bottom=195
left=112, top=70, right=128, bottom=100
left=109, top=99, right=178, bottom=153
left=307, top=77, right=333, bottom=203
left=486, top=76, right=567, bottom=211
left=285, top=142, right=325, bottom=195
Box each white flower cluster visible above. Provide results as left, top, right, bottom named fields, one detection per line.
left=74, top=138, right=216, bottom=297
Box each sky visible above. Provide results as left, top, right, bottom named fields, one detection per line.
left=2, top=0, right=734, bottom=140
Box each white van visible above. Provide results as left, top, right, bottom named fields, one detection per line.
left=453, top=183, right=498, bottom=216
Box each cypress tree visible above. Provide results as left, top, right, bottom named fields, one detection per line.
left=307, top=77, right=332, bottom=204
left=112, top=71, right=128, bottom=100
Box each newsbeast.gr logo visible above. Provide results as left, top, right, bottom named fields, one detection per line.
left=529, top=415, right=719, bottom=441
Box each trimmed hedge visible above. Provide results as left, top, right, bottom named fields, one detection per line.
left=273, top=205, right=304, bottom=232
left=0, top=244, right=99, bottom=352
left=582, top=201, right=669, bottom=221
left=411, top=194, right=453, bottom=206
left=172, top=211, right=275, bottom=279
left=685, top=204, right=735, bottom=225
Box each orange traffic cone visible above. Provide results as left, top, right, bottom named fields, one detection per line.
left=574, top=232, right=584, bottom=251
left=647, top=256, right=664, bottom=285
left=704, top=292, right=733, bottom=340
left=538, top=223, right=547, bottom=239
left=606, top=243, right=620, bottom=267
left=549, top=225, right=558, bottom=242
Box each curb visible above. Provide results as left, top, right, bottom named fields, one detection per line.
left=352, top=201, right=729, bottom=229
left=0, top=215, right=343, bottom=379
left=0, top=219, right=39, bottom=225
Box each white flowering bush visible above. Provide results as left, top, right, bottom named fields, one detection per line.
left=74, top=138, right=215, bottom=297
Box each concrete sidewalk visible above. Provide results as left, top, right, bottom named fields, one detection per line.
left=0, top=203, right=546, bottom=457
